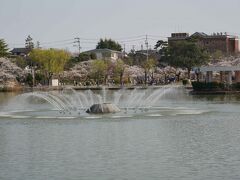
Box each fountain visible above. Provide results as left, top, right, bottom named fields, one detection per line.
left=0, top=85, right=197, bottom=119
left=86, top=103, right=121, bottom=114
left=85, top=86, right=121, bottom=114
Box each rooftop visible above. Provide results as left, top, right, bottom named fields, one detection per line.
left=83, top=48, right=123, bottom=54
left=199, top=66, right=240, bottom=72
left=169, top=32, right=238, bottom=40
left=10, top=48, right=31, bottom=54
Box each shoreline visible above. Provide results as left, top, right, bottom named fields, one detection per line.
left=0, top=84, right=179, bottom=92
left=190, top=90, right=240, bottom=95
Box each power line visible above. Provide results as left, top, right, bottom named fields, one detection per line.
left=8, top=43, right=25, bottom=46
left=42, top=42, right=74, bottom=46
left=118, top=38, right=146, bottom=43
left=42, top=42, right=74, bottom=48
left=114, top=35, right=146, bottom=40
left=80, top=41, right=98, bottom=44
left=148, top=34, right=168, bottom=39
left=79, top=37, right=99, bottom=41
left=41, top=38, right=74, bottom=45
left=6, top=34, right=165, bottom=52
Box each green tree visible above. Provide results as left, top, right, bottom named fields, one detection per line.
left=96, top=38, right=122, bottom=51
left=25, top=73, right=33, bottom=86
left=141, top=58, right=157, bottom=85
left=65, top=52, right=96, bottom=70
left=113, top=59, right=125, bottom=85
left=0, top=39, right=9, bottom=57
left=155, top=40, right=168, bottom=51
left=11, top=56, right=27, bottom=69
left=212, top=50, right=223, bottom=62
left=123, top=56, right=133, bottom=66
left=25, top=35, right=34, bottom=49
left=79, top=52, right=90, bottom=62
left=90, top=52, right=97, bottom=59
left=128, top=51, right=146, bottom=66
left=161, top=41, right=209, bottom=78
left=90, top=59, right=108, bottom=85
left=29, top=48, right=70, bottom=85
left=35, top=72, right=45, bottom=84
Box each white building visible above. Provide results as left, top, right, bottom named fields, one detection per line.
left=84, top=49, right=123, bottom=60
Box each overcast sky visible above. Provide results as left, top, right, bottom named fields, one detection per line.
left=1, top=0, right=240, bottom=52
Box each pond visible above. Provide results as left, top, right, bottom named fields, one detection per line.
left=0, top=87, right=240, bottom=180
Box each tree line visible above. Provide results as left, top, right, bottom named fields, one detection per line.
left=0, top=35, right=211, bottom=86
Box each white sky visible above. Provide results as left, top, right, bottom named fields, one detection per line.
left=1, top=0, right=240, bottom=52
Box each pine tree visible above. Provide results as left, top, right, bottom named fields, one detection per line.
left=96, top=38, right=122, bottom=51
left=25, top=35, right=34, bottom=49
left=0, top=39, right=9, bottom=57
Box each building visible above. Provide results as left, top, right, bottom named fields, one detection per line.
left=168, top=32, right=239, bottom=55
left=199, top=66, right=240, bottom=85
left=10, top=48, right=31, bottom=57
left=168, top=33, right=190, bottom=43
left=128, top=49, right=160, bottom=65
left=83, top=49, right=123, bottom=60
left=135, top=49, right=158, bottom=56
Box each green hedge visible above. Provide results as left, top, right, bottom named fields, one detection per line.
left=0, top=86, right=8, bottom=92
left=231, top=83, right=240, bottom=90
left=182, top=79, right=188, bottom=85
left=192, top=81, right=224, bottom=91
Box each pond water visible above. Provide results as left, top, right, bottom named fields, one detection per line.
left=0, top=88, right=240, bottom=180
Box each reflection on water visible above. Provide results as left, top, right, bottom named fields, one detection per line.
left=1, top=89, right=240, bottom=179
left=192, top=94, right=240, bottom=102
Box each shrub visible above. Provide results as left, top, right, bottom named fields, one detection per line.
left=90, top=53, right=97, bottom=60
left=192, top=81, right=224, bottom=91
left=25, top=73, right=33, bottom=86
left=182, top=79, right=188, bottom=85
left=35, top=72, right=44, bottom=83
left=231, top=83, right=240, bottom=90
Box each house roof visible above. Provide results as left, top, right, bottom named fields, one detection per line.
left=135, top=49, right=158, bottom=55
left=169, top=32, right=238, bottom=41
left=191, top=32, right=208, bottom=37
left=10, top=48, right=31, bottom=54
left=199, top=66, right=240, bottom=72
left=83, top=48, right=123, bottom=54
left=191, top=32, right=237, bottom=39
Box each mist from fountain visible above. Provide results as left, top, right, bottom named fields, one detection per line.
left=2, top=85, right=182, bottom=117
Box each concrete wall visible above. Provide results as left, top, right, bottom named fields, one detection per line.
left=198, top=37, right=228, bottom=54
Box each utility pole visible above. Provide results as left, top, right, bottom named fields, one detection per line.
left=123, top=44, right=126, bottom=57
left=74, top=37, right=81, bottom=54
left=132, top=45, right=135, bottom=53
left=145, top=35, right=149, bottom=61
left=36, top=41, right=41, bottom=49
